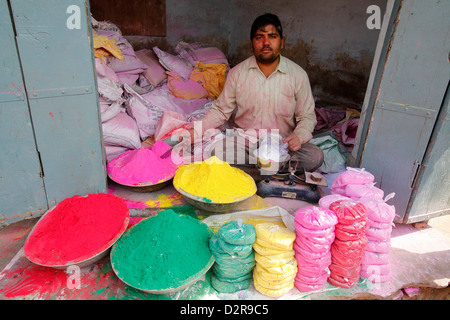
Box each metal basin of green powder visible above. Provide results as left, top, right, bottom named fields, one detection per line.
left=110, top=210, right=215, bottom=294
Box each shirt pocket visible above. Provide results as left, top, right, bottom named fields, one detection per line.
left=275, top=86, right=296, bottom=119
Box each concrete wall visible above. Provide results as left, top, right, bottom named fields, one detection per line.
left=126, top=0, right=388, bottom=107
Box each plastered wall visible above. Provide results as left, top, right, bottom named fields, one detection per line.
left=126, top=0, right=388, bottom=107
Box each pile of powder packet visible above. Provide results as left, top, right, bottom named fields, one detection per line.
left=209, top=220, right=256, bottom=293
left=253, top=222, right=297, bottom=297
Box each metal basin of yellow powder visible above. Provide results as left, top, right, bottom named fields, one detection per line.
left=173, top=157, right=257, bottom=213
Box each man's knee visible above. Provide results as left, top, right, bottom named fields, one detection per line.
left=291, top=142, right=324, bottom=172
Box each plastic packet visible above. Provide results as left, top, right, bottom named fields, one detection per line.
left=331, top=167, right=375, bottom=191
left=361, top=251, right=389, bottom=265
left=364, top=239, right=390, bottom=253
left=294, top=206, right=338, bottom=230
left=255, top=223, right=296, bottom=251
left=359, top=193, right=396, bottom=224
left=215, top=236, right=253, bottom=257
left=294, top=279, right=323, bottom=292
left=329, top=263, right=361, bottom=278
left=211, top=273, right=250, bottom=293
left=294, top=221, right=335, bottom=237
left=217, top=220, right=256, bottom=245
left=318, top=194, right=351, bottom=209
left=329, top=200, right=368, bottom=225
left=253, top=242, right=289, bottom=256
left=294, top=235, right=332, bottom=253
left=254, top=251, right=295, bottom=269
left=334, top=218, right=368, bottom=234
left=345, top=183, right=384, bottom=200
left=256, top=133, right=289, bottom=162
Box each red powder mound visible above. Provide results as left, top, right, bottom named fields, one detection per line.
left=25, top=193, right=129, bottom=266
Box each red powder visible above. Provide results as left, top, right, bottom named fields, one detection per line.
left=24, top=193, right=129, bottom=266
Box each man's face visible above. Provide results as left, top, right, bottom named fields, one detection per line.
left=251, top=24, right=284, bottom=64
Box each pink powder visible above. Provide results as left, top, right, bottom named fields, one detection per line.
left=107, top=141, right=181, bottom=185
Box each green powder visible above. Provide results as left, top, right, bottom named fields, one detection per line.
left=111, top=210, right=213, bottom=291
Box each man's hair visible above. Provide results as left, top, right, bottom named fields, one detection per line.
left=250, top=13, right=283, bottom=40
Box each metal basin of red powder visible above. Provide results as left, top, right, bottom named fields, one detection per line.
left=24, top=193, right=129, bottom=269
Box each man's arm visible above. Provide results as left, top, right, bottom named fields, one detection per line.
left=293, top=73, right=317, bottom=145
left=187, top=68, right=238, bottom=141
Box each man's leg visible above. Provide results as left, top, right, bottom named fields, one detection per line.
left=281, top=142, right=324, bottom=173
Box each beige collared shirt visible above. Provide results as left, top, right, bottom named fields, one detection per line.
left=198, top=55, right=317, bottom=144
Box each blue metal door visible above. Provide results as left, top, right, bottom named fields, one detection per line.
left=355, top=0, right=450, bottom=222
left=0, top=0, right=47, bottom=222
left=1, top=0, right=107, bottom=224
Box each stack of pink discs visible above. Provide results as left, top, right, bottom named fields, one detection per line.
left=293, top=206, right=338, bottom=292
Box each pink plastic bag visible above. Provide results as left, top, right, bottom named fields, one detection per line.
left=365, top=226, right=393, bottom=241
left=318, top=194, right=351, bottom=209
left=295, top=250, right=331, bottom=266
left=293, top=241, right=330, bottom=261
left=302, top=231, right=335, bottom=246
left=364, top=240, right=390, bottom=253
left=361, top=271, right=391, bottom=283
left=294, top=221, right=335, bottom=237
left=295, top=236, right=331, bottom=253
left=368, top=219, right=393, bottom=229
left=294, top=206, right=338, bottom=230
left=360, top=262, right=390, bottom=275
left=359, top=193, right=396, bottom=223
left=361, top=251, right=389, bottom=265
left=295, top=270, right=329, bottom=284
left=294, top=280, right=323, bottom=292
left=345, top=183, right=384, bottom=200
left=295, top=257, right=330, bottom=273
left=331, top=167, right=375, bottom=191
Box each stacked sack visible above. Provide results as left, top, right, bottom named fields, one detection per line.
left=293, top=206, right=338, bottom=292
left=328, top=200, right=368, bottom=288
left=209, top=220, right=256, bottom=293
left=329, top=166, right=395, bottom=285
left=331, top=167, right=378, bottom=198
left=253, top=223, right=297, bottom=297
left=358, top=193, right=396, bottom=284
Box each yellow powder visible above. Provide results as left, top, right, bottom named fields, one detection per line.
left=173, top=156, right=256, bottom=203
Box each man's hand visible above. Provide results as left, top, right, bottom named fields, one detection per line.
left=282, top=134, right=302, bottom=151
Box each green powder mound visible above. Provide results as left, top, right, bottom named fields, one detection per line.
left=111, top=210, right=213, bottom=291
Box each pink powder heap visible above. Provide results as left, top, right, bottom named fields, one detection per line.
left=107, top=140, right=182, bottom=186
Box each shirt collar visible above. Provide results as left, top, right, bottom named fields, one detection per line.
left=249, top=55, right=288, bottom=74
